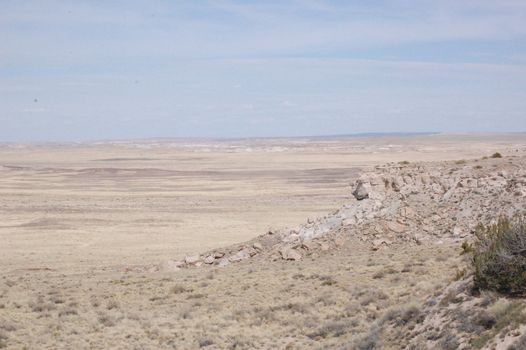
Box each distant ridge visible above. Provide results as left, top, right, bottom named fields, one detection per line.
left=4, top=131, right=526, bottom=145
left=85, top=132, right=442, bottom=144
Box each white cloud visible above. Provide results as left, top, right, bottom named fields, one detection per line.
left=2, top=0, right=526, bottom=64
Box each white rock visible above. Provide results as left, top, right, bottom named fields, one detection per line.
left=217, top=258, right=230, bottom=267
left=319, top=242, right=330, bottom=251
left=371, top=239, right=390, bottom=251
left=203, top=255, right=215, bottom=264
left=301, top=241, right=316, bottom=251
left=159, top=260, right=184, bottom=272
left=229, top=249, right=250, bottom=262
left=185, top=255, right=201, bottom=265
left=387, top=221, right=406, bottom=233
left=279, top=247, right=302, bottom=261
left=213, top=251, right=225, bottom=258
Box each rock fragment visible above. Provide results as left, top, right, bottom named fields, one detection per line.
left=319, top=242, right=330, bottom=251
left=217, top=258, right=230, bottom=267
left=387, top=221, right=406, bottom=234
left=372, top=239, right=390, bottom=251
left=279, top=246, right=302, bottom=261
left=229, top=249, right=250, bottom=262
left=185, top=254, right=201, bottom=265
left=159, top=260, right=184, bottom=272
left=203, top=255, right=215, bottom=264
left=213, top=251, right=225, bottom=258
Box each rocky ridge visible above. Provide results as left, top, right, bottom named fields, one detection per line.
left=152, top=155, right=526, bottom=272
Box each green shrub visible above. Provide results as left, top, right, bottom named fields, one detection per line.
left=461, top=241, right=473, bottom=255
left=472, top=215, right=526, bottom=296
left=490, top=152, right=502, bottom=158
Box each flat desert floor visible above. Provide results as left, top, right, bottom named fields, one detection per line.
left=1, top=133, right=526, bottom=349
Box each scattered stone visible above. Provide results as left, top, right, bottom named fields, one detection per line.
left=217, top=258, right=229, bottom=267
left=387, top=221, right=406, bottom=234
left=282, top=233, right=300, bottom=243
left=301, top=241, right=316, bottom=251
left=185, top=255, right=201, bottom=265
left=203, top=255, right=215, bottom=264
left=159, top=260, right=184, bottom=272
left=341, top=218, right=353, bottom=226
left=270, top=253, right=281, bottom=261
left=279, top=246, right=302, bottom=261
left=229, top=249, right=250, bottom=262
left=252, top=242, right=263, bottom=251
left=213, top=251, right=225, bottom=258
left=319, top=242, right=330, bottom=251
left=333, top=237, right=345, bottom=247
left=372, top=239, right=390, bottom=251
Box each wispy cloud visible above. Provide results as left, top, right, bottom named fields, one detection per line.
left=2, top=0, right=526, bottom=64
left=0, top=1, right=525, bottom=141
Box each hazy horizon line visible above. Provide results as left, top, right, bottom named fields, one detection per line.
left=2, top=131, right=526, bottom=146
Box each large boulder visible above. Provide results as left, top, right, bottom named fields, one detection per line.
left=352, top=181, right=369, bottom=200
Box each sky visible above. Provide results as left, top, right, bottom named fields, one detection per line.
left=1, top=0, right=526, bottom=141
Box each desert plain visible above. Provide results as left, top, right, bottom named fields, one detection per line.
left=1, top=133, right=526, bottom=349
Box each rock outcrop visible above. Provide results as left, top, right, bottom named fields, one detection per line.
left=293, top=157, right=526, bottom=247
left=154, top=155, right=526, bottom=271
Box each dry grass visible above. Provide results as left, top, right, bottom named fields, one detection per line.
left=0, top=241, right=463, bottom=349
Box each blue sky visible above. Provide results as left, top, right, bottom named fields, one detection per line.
left=1, top=0, right=526, bottom=141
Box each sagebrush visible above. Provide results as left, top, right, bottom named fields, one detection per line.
left=472, top=215, right=526, bottom=296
